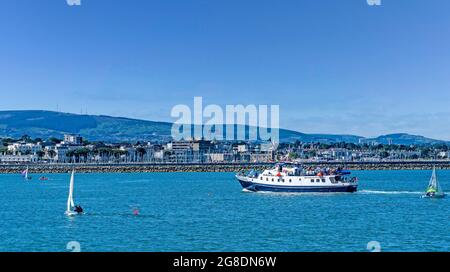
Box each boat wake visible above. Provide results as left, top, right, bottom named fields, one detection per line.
left=359, top=190, right=422, bottom=195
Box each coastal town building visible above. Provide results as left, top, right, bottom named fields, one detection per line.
left=207, top=152, right=235, bottom=163
left=0, top=154, right=38, bottom=163
left=63, top=134, right=83, bottom=145
left=7, top=142, right=42, bottom=155
left=437, top=151, right=449, bottom=159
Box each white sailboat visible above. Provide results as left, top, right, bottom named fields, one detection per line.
left=65, top=170, right=78, bottom=216
left=22, top=167, right=32, bottom=180
left=422, top=166, right=446, bottom=198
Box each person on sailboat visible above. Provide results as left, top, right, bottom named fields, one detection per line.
left=426, top=187, right=437, bottom=197
left=74, top=205, right=83, bottom=214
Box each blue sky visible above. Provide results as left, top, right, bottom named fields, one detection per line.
left=1, top=0, right=450, bottom=139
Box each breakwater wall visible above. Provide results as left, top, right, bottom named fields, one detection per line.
left=1, top=161, right=450, bottom=174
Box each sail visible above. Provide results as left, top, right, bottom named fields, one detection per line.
left=22, top=167, right=29, bottom=179
left=427, top=167, right=443, bottom=193
left=66, top=170, right=75, bottom=212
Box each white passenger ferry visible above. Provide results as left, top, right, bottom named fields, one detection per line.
left=235, top=163, right=358, bottom=193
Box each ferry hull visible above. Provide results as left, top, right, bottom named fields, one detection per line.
left=237, top=177, right=357, bottom=193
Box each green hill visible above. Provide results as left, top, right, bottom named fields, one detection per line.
left=0, top=110, right=445, bottom=145
left=0, top=110, right=173, bottom=142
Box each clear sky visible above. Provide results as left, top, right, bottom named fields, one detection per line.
left=1, top=0, right=450, bottom=139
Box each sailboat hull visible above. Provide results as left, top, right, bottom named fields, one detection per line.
left=421, top=193, right=446, bottom=199
left=65, top=211, right=78, bottom=216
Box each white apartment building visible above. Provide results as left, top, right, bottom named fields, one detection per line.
left=237, top=144, right=248, bottom=153
left=7, top=143, right=42, bottom=155
left=437, top=151, right=449, bottom=159
left=63, top=134, right=83, bottom=145
left=0, top=155, right=38, bottom=163
left=208, top=153, right=225, bottom=162
left=48, top=144, right=79, bottom=163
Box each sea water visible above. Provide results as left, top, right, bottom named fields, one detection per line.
left=0, top=170, right=448, bottom=252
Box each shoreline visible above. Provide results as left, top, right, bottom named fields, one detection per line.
left=1, top=161, right=450, bottom=174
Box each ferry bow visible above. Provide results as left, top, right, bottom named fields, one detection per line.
left=236, top=163, right=358, bottom=193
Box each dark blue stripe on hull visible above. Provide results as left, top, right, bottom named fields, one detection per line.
left=238, top=179, right=357, bottom=193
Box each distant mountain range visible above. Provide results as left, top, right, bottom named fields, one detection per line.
left=0, top=110, right=447, bottom=145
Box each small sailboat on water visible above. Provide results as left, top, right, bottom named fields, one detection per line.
left=422, top=167, right=446, bottom=199
left=22, top=167, right=32, bottom=180
left=65, top=170, right=84, bottom=216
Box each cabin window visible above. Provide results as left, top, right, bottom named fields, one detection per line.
left=266, top=178, right=268, bottom=181
left=272, top=178, right=274, bottom=182
left=316, top=179, right=320, bottom=183
left=322, top=179, right=326, bottom=183
left=310, top=179, right=314, bottom=183
left=289, top=179, right=292, bottom=182
left=330, top=177, right=336, bottom=183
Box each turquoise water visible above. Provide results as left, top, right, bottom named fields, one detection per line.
left=0, top=170, right=449, bottom=252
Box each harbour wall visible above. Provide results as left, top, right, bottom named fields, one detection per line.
left=1, top=161, right=450, bottom=174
